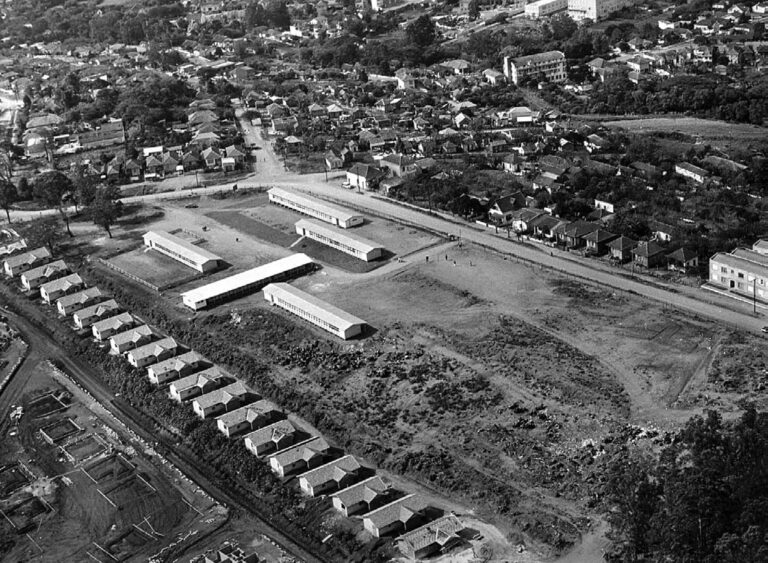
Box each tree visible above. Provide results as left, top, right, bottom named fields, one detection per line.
left=18, top=217, right=62, bottom=253
left=33, top=171, right=75, bottom=237
left=468, top=0, right=480, bottom=21
left=406, top=15, right=436, bottom=48
left=88, top=187, right=122, bottom=238
left=0, top=182, right=17, bottom=223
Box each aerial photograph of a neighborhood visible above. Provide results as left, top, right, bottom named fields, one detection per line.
left=0, top=0, right=768, bottom=561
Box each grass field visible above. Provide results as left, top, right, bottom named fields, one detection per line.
left=107, top=247, right=203, bottom=290
left=604, top=117, right=767, bottom=141
left=205, top=210, right=299, bottom=247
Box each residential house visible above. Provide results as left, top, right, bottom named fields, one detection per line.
left=225, top=145, right=246, bottom=167
left=126, top=337, right=178, bottom=368
left=56, top=287, right=103, bottom=316
left=268, top=437, right=331, bottom=477
left=608, top=236, right=637, bottom=262
left=675, top=162, right=710, bottom=183
left=397, top=515, right=465, bottom=560
left=346, top=163, right=384, bottom=191
left=4, top=247, right=52, bottom=278
left=202, top=147, right=222, bottom=170
left=379, top=154, right=416, bottom=178
left=192, top=381, right=251, bottom=419
left=362, top=494, right=428, bottom=538
left=162, top=153, right=182, bottom=176
left=169, top=367, right=230, bottom=403
left=125, top=159, right=142, bottom=182
left=488, top=192, right=526, bottom=224
left=562, top=221, right=600, bottom=249
left=299, top=455, right=361, bottom=497
left=650, top=220, right=676, bottom=243
left=40, top=273, right=83, bottom=304
left=530, top=214, right=565, bottom=242
left=510, top=208, right=547, bottom=233
left=110, top=324, right=156, bottom=354
left=331, top=476, right=389, bottom=516
left=216, top=400, right=282, bottom=437
left=632, top=241, right=666, bottom=268
left=667, top=247, right=699, bottom=273
left=147, top=351, right=207, bottom=385
left=243, top=420, right=297, bottom=457
left=73, top=299, right=121, bottom=330
left=483, top=69, right=505, bottom=85
left=582, top=229, right=619, bottom=256
left=91, top=313, right=134, bottom=341
left=21, top=260, right=69, bottom=291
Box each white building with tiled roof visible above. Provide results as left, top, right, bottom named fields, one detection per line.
left=298, top=455, right=361, bottom=497
left=331, top=475, right=389, bottom=517
left=91, top=313, right=134, bottom=341
left=57, top=287, right=103, bottom=316
left=169, top=367, right=229, bottom=403
left=268, top=437, right=330, bottom=478
left=126, top=337, right=178, bottom=368
left=73, top=299, right=120, bottom=329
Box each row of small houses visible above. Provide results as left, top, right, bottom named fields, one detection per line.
left=76, top=145, right=248, bottom=182
left=0, top=245, right=467, bottom=559
left=488, top=210, right=700, bottom=272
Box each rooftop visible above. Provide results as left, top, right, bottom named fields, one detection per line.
left=182, top=253, right=314, bottom=305
left=110, top=324, right=154, bottom=346
left=299, top=455, right=361, bottom=487
left=332, top=475, right=388, bottom=506
left=74, top=299, right=119, bottom=319
left=216, top=399, right=280, bottom=427
left=127, top=337, right=178, bottom=361
left=295, top=219, right=383, bottom=255
left=263, top=283, right=366, bottom=333
left=144, top=230, right=221, bottom=265
left=268, top=187, right=362, bottom=223
left=194, top=381, right=251, bottom=410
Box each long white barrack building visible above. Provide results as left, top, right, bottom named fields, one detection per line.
left=268, top=187, right=364, bottom=228
left=262, top=283, right=366, bottom=340
left=181, top=253, right=315, bottom=311
left=295, top=219, right=385, bottom=262
left=143, top=230, right=221, bottom=273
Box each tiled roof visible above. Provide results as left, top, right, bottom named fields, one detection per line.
left=332, top=475, right=388, bottom=507
left=299, top=455, right=360, bottom=488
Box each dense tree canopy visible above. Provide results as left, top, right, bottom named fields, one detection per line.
left=605, top=409, right=768, bottom=562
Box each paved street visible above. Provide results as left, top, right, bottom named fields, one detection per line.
left=8, top=138, right=766, bottom=336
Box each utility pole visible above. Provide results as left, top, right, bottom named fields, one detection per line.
left=754, top=278, right=757, bottom=315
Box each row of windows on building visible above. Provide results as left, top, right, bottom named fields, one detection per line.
left=271, top=195, right=336, bottom=223
left=274, top=297, right=341, bottom=333
left=151, top=242, right=200, bottom=267
left=303, top=230, right=365, bottom=257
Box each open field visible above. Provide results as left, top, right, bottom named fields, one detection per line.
left=107, top=246, right=203, bottom=290
left=604, top=117, right=767, bottom=144
left=205, top=210, right=300, bottom=247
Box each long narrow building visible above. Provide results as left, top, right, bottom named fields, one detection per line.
left=181, top=253, right=315, bottom=310
left=295, top=219, right=385, bottom=262
left=143, top=230, right=221, bottom=273
left=268, top=187, right=364, bottom=228
left=262, top=283, right=366, bottom=340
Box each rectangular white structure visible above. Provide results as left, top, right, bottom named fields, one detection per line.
left=73, top=299, right=120, bottom=330
left=363, top=494, right=427, bottom=538
left=181, top=253, right=315, bottom=311
left=268, top=187, right=364, bottom=228
left=299, top=455, right=361, bottom=497
left=147, top=351, right=206, bottom=385
left=525, top=0, right=568, bottom=18
left=126, top=337, right=178, bottom=368
left=216, top=399, right=281, bottom=438
left=91, top=313, right=134, bottom=341
left=295, top=219, right=385, bottom=262
left=504, top=51, right=566, bottom=85
left=268, top=437, right=330, bottom=478
left=262, top=283, right=366, bottom=340
left=110, top=324, right=156, bottom=354
left=21, top=260, right=68, bottom=290
left=58, top=287, right=103, bottom=316
left=169, top=367, right=229, bottom=402
left=40, top=274, right=83, bottom=304
left=332, top=476, right=389, bottom=517
left=192, top=381, right=250, bottom=419
left=568, top=0, right=634, bottom=21
left=243, top=420, right=297, bottom=457
left=3, top=246, right=51, bottom=277
left=143, top=230, right=221, bottom=273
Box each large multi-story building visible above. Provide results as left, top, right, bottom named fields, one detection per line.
left=568, top=0, right=634, bottom=21
left=709, top=242, right=768, bottom=302
left=504, top=51, right=567, bottom=85
left=525, top=0, right=568, bottom=18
